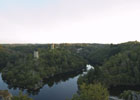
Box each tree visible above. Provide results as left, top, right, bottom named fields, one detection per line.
left=12, top=91, right=33, bottom=100
left=70, top=83, right=109, bottom=100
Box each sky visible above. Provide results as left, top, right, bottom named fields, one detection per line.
left=0, top=0, right=140, bottom=44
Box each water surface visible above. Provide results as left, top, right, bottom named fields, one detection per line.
left=0, top=65, right=93, bottom=100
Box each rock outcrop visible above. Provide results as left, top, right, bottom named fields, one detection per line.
left=120, top=90, right=140, bottom=100
left=0, top=90, right=12, bottom=100
left=109, top=96, right=123, bottom=100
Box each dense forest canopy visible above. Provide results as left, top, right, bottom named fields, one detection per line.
left=0, top=44, right=88, bottom=91
left=0, top=41, right=140, bottom=100
left=78, top=41, right=140, bottom=87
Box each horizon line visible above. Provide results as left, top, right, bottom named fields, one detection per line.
left=0, top=40, right=139, bottom=45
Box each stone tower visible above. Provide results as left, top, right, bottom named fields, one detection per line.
left=51, top=44, right=55, bottom=49
left=34, top=51, right=39, bottom=59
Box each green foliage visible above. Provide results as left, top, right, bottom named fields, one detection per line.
left=1, top=45, right=87, bottom=90
left=78, top=43, right=121, bottom=66
left=119, top=90, right=140, bottom=100
left=120, top=90, right=133, bottom=100
left=12, top=91, right=32, bottom=100
left=70, top=83, right=109, bottom=100
left=78, top=42, right=140, bottom=87
left=78, top=67, right=103, bottom=85
left=1, top=42, right=140, bottom=94
left=102, top=46, right=140, bottom=86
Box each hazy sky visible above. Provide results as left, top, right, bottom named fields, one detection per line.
left=0, top=0, right=140, bottom=44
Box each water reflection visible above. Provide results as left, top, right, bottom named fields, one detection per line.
left=0, top=64, right=94, bottom=100
left=1, top=65, right=140, bottom=100
left=44, top=71, right=83, bottom=88
left=1, top=69, right=84, bottom=95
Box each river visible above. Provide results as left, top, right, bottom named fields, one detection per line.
left=0, top=65, right=93, bottom=100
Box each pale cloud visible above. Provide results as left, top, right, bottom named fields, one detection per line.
left=0, top=0, right=140, bottom=43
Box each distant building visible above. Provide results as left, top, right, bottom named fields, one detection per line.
left=77, top=48, right=83, bottom=53
left=51, top=44, right=55, bottom=49
left=34, top=51, right=39, bottom=59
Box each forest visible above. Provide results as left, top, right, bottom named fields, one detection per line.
left=0, top=44, right=87, bottom=90
left=0, top=41, right=140, bottom=100
left=78, top=41, right=140, bottom=86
